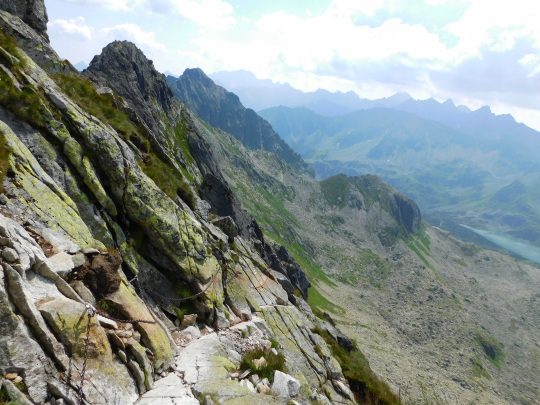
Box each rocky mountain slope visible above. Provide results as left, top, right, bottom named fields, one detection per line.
left=168, top=69, right=307, bottom=168
left=0, top=3, right=385, bottom=405
left=173, top=71, right=540, bottom=404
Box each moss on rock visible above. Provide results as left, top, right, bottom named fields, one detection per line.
left=105, top=283, right=173, bottom=370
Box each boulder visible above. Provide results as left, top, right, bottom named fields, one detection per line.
left=2, top=247, right=19, bottom=263
left=211, top=216, right=238, bottom=240
left=181, top=325, right=201, bottom=339
left=271, top=371, right=300, bottom=398
left=214, top=307, right=230, bottom=330
left=46, top=252, right=75, bottom=277
left=29, top=226, right=80, bottom=254
left=181, top=314, right=198, bottom=326
left=334, top=380, right=354, bottom=401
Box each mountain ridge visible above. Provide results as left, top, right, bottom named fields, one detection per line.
left=168, top=68, right=309, bottom=170
left=209, top=69, right=413, bottom=115
left=0, top=6, right=397, bottom=404
left=178, top=67, right=540, bottom=404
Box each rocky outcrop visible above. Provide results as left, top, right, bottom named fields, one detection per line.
left=0, top=0, right=48, bottom=36
left=84, top=40, right=311, bottom=304
left=351, top=174, right=422, bottom=245
left=84, top=41, right=173, bottom=138
left=0, top=5, right=70, bottom=73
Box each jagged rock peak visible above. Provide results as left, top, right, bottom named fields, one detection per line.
left=169, top=67, right=310, bottom=168
left=0, top=0, right=48, bottom=37
left=85, top=41, right=173, bottom=114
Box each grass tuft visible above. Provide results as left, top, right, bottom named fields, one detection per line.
left=138, top=151, right=195, bottom=209
left=239, top=348, right=286, bottom=383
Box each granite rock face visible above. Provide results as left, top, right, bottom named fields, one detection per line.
left=0, top=9, right=69, bottom=73
left=0, top=0, right=48, bottom=35
left=84, top=41, right=173, bottom=138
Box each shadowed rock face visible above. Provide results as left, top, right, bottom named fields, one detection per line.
left=0, top=0, right=48, bottom=36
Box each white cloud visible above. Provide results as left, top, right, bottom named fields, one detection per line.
left=519, top=54, right=540, bottom=76
left=64, top=0, right=145, bottom=11
left=104, top=24, right=166, bottom=52
left=47, top=0, right=540, bottom=131
left=48, top=17, right=92, bottom=40
left=171, top=0, right=236, bottom=31
left=65, top=0, right=236, bottom=30
left=444, top=0, right=540, bottom=59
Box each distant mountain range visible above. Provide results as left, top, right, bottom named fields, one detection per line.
left=73, top=60, right=88, bottom=71
left=209, top=69, right=412, bottom=115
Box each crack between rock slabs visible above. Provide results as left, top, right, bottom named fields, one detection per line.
left=238, top=255, right=271, bottom=305
left=72, top=361, right=108, bottom=405
left=274, top=306, right=326, bottom=381
left=113, top=136, right=131, bottom=214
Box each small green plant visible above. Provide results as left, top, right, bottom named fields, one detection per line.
left=0, top=29, right=25, bottom=70
left=269, top=338, right=279, bottom=350
left=239, top=348, right=286, bottom=383
left=0, top=386, right=9, bottom=404
left=96, top=299, right=124, bottom=319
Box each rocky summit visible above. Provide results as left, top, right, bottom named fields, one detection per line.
left=0, top=1, right=539, bottom=405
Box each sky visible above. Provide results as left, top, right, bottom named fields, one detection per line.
left=45, top=0, right=540, bottom=131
